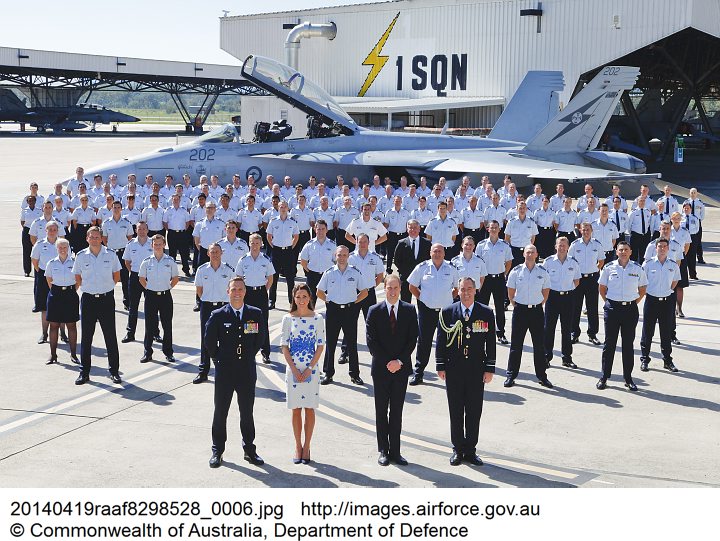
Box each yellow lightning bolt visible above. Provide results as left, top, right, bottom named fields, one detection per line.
left=358, top=12, right=400, bottom=97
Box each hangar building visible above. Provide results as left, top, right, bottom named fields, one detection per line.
left=220, top=0, right=720, bottom=160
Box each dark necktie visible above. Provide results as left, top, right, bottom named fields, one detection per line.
left=615, top=211, right=620, bottom=230
left=412, top=238, right=417, bottom=258
left=685, top=220, right=690, bottom=231
left=640, top=210, right=646, bottom=235
left=389, top=305, right=397, bottom=334
left=464, top=308, right=470, bottom=321
left=236, top=310, right=241, bottom=320
left=692, top=201, right=696, bottom=215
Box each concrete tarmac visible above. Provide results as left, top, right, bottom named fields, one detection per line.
left=0, top=135, right=718, bottom=488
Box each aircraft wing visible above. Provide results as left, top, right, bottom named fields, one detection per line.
left=250, top=148, right=660, bottom=183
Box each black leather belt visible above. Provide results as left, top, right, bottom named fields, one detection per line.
left=610, top=300, right=632, bottom=306
left=85, top=291, right=113, bottom=298
left=465, top=227, right=481, bottom=232
left=487, top=273, right=504, bottom=278
left=516, top=303, right=541, bottom=308
left=52, top=285, right=73, bottom=291
left=299, top=230, right=310, bottom=234
left=540, top=226, right=552, bottom=230
left=329, top=301, right=354, bottom=309
left=582, top=272, right=599, bottom=278
left=203, top=301, right=225, bottom=306
left=247, top=286, right=265, bottom=291
left=649, top=295, right=669, bottom=301
left=553, top=290, right=571, bottom=295
left=274, top=246, right=292, bottom=250
left=148, top=289, right=171, bottom=295
left=170, top=229, right=184, bottom=233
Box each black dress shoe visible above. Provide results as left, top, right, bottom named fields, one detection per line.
left=25, top=273, right=30, bottom=278
left=109, top=374, right=122, bottom=384
left=378, top=451, right=390, bottom=466
left=338, top=355, right=349, bottom=365
left=31, top=307, right=40, bottom=313
left=46, top=356, right=58, bottom=365
left=320, top=375, right=333, bottom=385
left=37, top=334, right=48, bottom=344
left=154, top=335, right=162, bottom=343
left=562, top=360, right=578, bottom=369
left=60, top=333, right=69, bottom=343
left=391, top=454, right=408, bottom=466
left=350, top=376, right=364, bottom=385
left=70, top=355, right=80, bottom=365
left=596, top=378, right=607, bottom=390
left=408, top=375, right=423, bottom=386
left=588, top=336, right=602, bottom=345
left=75, top=374, right=89, bottom=385
left=209, top=453, right=223, bottom=468
left=571, top=335, right=579, bottom=344
left=261, top=354, right=271, bottom=364
left=640, top=360, right=649, bottom=371
left=121, top=334, right=135, bottom=343
left=538, top=378, right=554, bottom=389
left=165, top=355, right=176, bottom=363
left=464, top=453, right=484, bottom=466
left=244, top=452, right=264, bottom=466
left=139, top=355, right=152, bottom=364
left=503, top=376, right=515, bottom=388
left=625, top=380, right=638, bottom=392
left=123, top=302, right=130, bottom=310
left=449, top=451, right=462, bottom=466
left=193, top=304, right=201, bottom=312
left=663, top=361, right=678, bottom=372
left=192, top=374, right=208, bottom=384
left=698, top=259, right=706, bottom=264
left=671, top=338, right=682, bottom=345
left=497, top=335, right=509, bottom=345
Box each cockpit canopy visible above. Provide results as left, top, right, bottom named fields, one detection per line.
left=198, top=124, right=239, bottom=143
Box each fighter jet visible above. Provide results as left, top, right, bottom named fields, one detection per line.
left=0, top=89, right=140, bottom=132
left=79, top=55, right=663, bottom=196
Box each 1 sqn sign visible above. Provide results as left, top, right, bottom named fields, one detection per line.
left=358, top=12, right=468, bottom=98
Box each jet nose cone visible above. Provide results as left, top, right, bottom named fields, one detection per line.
left=118, top=113, right=141, bottom=123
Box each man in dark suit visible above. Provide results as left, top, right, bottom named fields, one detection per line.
left=393, top=219, right=431, bottom=302
left=366, top=275, right=419, bottom=466
left=204, top=277, right=267, bottom=468
left=436, top=277, right=496, bottom=466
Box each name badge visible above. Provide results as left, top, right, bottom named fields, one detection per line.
left=244, top=322, right=259, bottom=334
left=472, top=320, right=489, bottom=333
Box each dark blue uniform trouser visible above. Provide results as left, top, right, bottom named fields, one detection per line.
left=269, top=246, right=296, bottom=305
left=507, top=303, right=547, bottom=379
left=385, top=231, right=405, bottom=272
left=342, top=288, right=376, bottom=356
left=167, top=229, right=190, bottom=273
left=80, top=292, right=119, bottom=377
left=630, top=232, right=650, bottom=263
left=126, top=272, right=145, bottom=335
left=143, top=290, right=173, bottom=357
left=477, top=273, right=506, bottom=336
left=199, top=301, right=226, bottom=375
left=244, top=287, right=270, bottom=358
left=696, top=222, right=704, bottom=261
left=323, top=302, right=360, bottom=379
left=113, top=249, right=129, bottom=306
left=544, top=290, right=575, bottom=362
left=510, top=246, right=524, bottom=268
left=640, top=294, right=675, bottom=363
left=601, top=300, right=638, bottom=381
left=535, top=227, right=555, bottom=259
left=686, top=234, right=698, bottom=279
left=305, top=269, right=323, bottom=301
left=446, top=366, right=485, bottom=455
left=414, top=301, right=441, bottom=378
left=212, top=368, right=256, bottom=455
left=22, top=226, right=32, bottom=275
left=572, top=272, right=599, bottom=338
left=372, top=372, right=408, bottom=456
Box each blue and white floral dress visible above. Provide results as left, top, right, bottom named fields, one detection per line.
left=281, top=314, right=325, bottom=409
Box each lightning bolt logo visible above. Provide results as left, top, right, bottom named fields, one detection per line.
left=358, top=12, right=400, bottom=97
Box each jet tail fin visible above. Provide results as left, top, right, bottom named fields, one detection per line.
left=524, top=66, right=640, bottom=153
left=489, top=71, right=564, bottom=143
left=0, top=89, right=28, bottom=112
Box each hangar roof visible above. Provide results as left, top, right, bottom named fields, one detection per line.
left=336, top=96, right=504, bottom=113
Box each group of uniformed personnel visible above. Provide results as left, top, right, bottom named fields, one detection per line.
left=21, top=170, right=709, bottom=465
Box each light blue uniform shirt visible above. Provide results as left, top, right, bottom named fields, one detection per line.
left=680, top=214, right=700, bottom=235
left=384, top=208, right=411, bottom=233
left=349, top=251, right=384, bottom=290
left=483, top=205, right=507, bottom=226
left=141, top=205, right=165, bottom=230
left=507, top=264, right=550, bottom=305
left=526, top=194, right=545, bottom=213
left=598, top=260, right=648, bottom=301
left=533, top=208, right=555, bottom=228
left=290, top=207, right=313, bottom=231
left=238, top=208, right=262, bottom=233
left=475, top=238, right=513, bottom=275
left=554, top=209, right=579, bottom=233
left=317, top=265, right=365, bottom=304
left=235, top=253, right=275, bottom=287
left=193, top=218, right=225, bottom=249
left=505, top=217, right=538, bottom=248
left=407, top=260, right=460, bottom=309
left=45, top=255, right=76, bottom=286
left=670, top=225, right=691, bottom=248
left=313, top=207, right=335, bottom=227
left=684, top=198, right=705, bottom=220
left=139, top=254, right=178, bottom=291
left=451, top=254, right=487, bottom=285
left=626, top=208, right=652, bottom=235
left=31, top=239, right=58, bottom=270
left=411, top=207, right=434, bottom=226
left=424, top=217, right=458, bottom=248
left=542, top=255, right=581, bottom=292
left=72, top=246, right=121, bottom=294
left=217, top=237, right=249, bottom=269
left=644, top=238, right=684, bottom=263
left=549, top=194, right=566, bottom=212
left=123, top=238, right=153, bottom=272
left=194, top=262, right=236, bottom=302
left=267, top=216, right=299, bottom=247
left=569, top=238, right=605, bottom=274
left=461, top=207, right=484, bottom=229
left=592, top=219, right=620, bottom=252
left=300, top=238, right=336, bottom=273
left=163, top=206, right=190, bottom=231
left=334, top=207, right=358, bottom=229
left=642, top=257, right=681, bottom=297
left=102, top=217, right=133, bottom=250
